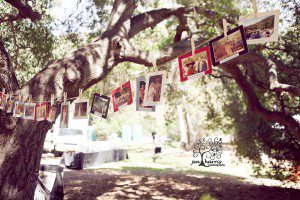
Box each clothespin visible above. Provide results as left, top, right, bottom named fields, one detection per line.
left=223, top=18, right=228, bottom=37
left=79, top=89, right=83, bottom=102
left=191, top=37, right=196, bottom=55
left=9, top=91, right=13, bottom=100
left=18, top=93, right=21, bottom=101
left=63, top=92, right=67, bottom=104
left=2, top=88, right=5, bottom=94
left=152, top=60, right=158, bottom=72
left=29, top=95, right=32, bottom=103
left=50, top=94, right=55, bottom=106
left=252, top=0, right=258, bottom=18
left=39, top=95, right=44, bottom=104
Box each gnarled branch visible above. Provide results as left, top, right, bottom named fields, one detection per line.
left=2, top=0, right=41, bottom=23
left=222, top=64, right=300, bottom=139
left=129, top=6, right=216, bottom=38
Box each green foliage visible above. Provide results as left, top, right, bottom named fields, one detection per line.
left=1, top=0, right=299, bottom=180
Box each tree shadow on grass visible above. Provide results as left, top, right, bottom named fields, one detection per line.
left=64, top=167, right=300, bottom=200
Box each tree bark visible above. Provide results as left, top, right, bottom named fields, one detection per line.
left=0, top=0, right=299, bottom=198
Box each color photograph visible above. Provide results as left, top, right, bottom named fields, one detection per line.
left=209, top=26, right=248, bottom=66
left=136, top=77, right=155, bottom=112
left=91, top=93, right=110, bottom=119
left=35, top=102, right=49, bottom=122
left=73, top=101, right=89, bottom=119
left=60, top=103, right=69, bottom=128
left=6, top=99, right=15, bottom=113
left=0, top=92, right=7, bottom=110
left=48, top=106, right=57, bottom=123
left=112, top=81, right=133, bottom=112
left=13, top=101, right=24, bottom=118
left=143, top=71, right=166, bottom=106
left=178, top=46, right=213, bottom=82
left=23, top=103, right=36, bottom=120
left=240, top=10, right=280, bottom=44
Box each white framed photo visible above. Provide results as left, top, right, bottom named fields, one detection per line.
left=73, top=100, right=89, bottom=119
left=136, top=77, right=155, bottom=112
left=60, top=102, right=70, bottom=128
left=239, top=9, right=280, bottom=44
left=143, top=70, right=166, bottom=107
left=13, top=101, right=24, bottom=118
left=23, top=103, right=36, bottom=120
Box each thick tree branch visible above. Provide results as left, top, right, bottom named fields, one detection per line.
left=106, top=0, right=137, bottom=33
left=119, top=37, right=205, bottom=66
left=222, top=64, right=300, bottom=139
left=174, top=15, right=188, bottom=42
left=129, top=7, right=216, bottom=38
left=0, top=38, right=19, bottom=91
left=246, top=52, right=300, bottom=78
left=3, top=0, right=41, bottom=22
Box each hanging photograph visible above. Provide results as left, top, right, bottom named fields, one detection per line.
left=13, top=101, right=24, bottom=118
left=143, top=71, right=166, bottom=107
left=209, top=25, right=248, bottom=66
left=6, top=99, right=15, bottom=113
left=0, top=92, right=7, bottom=110
left=239, top=10, right=280, bottom=44
left=91, top=93, right=110, bottom=119
left=48, top=106, right=57, bottom=123
left=136, top=77, right=155, bottom=112
left=112, top=81, right=133, bottom=112
left=35, top=102, right=49, bottom=122
left=73, top=100, right=89, bottom=119
left=23, top=103, right=36, bottom=120
left=178, top=46, right=213, bottom=82
left=60, top=102, right=69, bottom=128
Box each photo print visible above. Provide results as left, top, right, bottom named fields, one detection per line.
left=13, top=101, right=24, bottom=118
left=0, top=92, right=7, bottom=110
left=48, top=106, right=58, bottom=123
left=23, top=103, right=36, bottom=120
left=136, top=77, right=155, bottom=112
left=35, top=102, right=49, bottom=122
left=60, top=102, right=69, bottom=128
left=73, top=100, right=89, bottom=119
left=6, top=99, right=15, bottom=113
left=239, top=10, right=280, bottom=44
left=143, top=71, right=166, bottom=107
left=209, top=25, right=248, bottom=66
left=91, top=93, right=110, bottom=119
left=112, top=81, right=133, bottom=112
left=178, top=46, right=213, bottom=82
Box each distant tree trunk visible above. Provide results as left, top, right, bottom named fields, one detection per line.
left=177, top=105, right=187, bottom=145
left=183, top=110, right=191, bottom=147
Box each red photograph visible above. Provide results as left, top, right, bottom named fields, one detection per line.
left=112, top=81, right=133, bottom=112
left=35, top=102, right=49, bottom=122
left=178, top=46, right=213, bottom=82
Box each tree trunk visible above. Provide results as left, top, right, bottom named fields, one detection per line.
left=0, top=112, right=52, bottom=199
left=183, top=110, right=191, bottom=147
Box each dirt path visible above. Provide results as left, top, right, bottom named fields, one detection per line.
left=63, top=168, right=300, bottom=200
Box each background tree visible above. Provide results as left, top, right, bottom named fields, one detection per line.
left=0, top=0, right=299, bottom=199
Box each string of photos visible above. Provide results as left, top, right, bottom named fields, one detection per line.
left=0, top=1, right=280, bottom=129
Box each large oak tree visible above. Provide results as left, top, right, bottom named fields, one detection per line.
left=0, top=0, right=299, bottom=199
